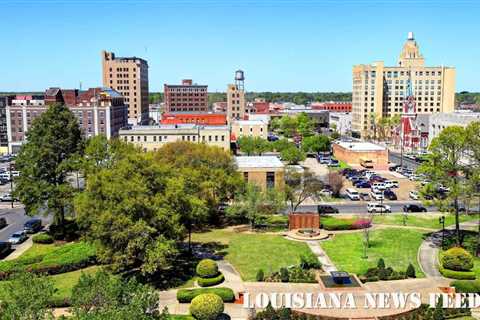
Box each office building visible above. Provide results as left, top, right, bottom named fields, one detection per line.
left=235, top=156, right=285, bottom=190
left=351, top=32, right=455, bottom=138
left=428, top=111, right=480, bottom=144
left=102, top=50, right=149, bottom=124
left=0, top=96, right=13, bottom=150
left=164, top=79, right=208, bottom=113
left=329, top=112, right=352, bottom=135
left=231, top=120, right=268, bottom=141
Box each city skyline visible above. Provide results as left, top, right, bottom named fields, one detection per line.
left=1, top=0, right=479, bottom=92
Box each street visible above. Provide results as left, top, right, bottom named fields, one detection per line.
left=388, top=151, right=419, bottom=170
left=295, top=201, right=436, bottom=214
left=0, top=207, right=51, bottom=242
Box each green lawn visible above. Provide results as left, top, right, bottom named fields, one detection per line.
left=192, top=229, right=315, bottom=281
left=49, top=266, right=101, bottom=304
left=373, top=214, right=477, bottom=230
left=321, top=228, right=425, bottom=276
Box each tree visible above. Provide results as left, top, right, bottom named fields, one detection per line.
left=75, top=145, right=182, bottom=274
left=0, top=272, right=55, bottom=320
left=70, top=271, right=160, bottom=319
left=328, top=171, right=344, bottom=198
left=301, top=135, right=331, bottom=154
left=226, top=183, right=285, bottom=228
left=296, top=112, right=315, bottom=137
left=285, top=169, right=323, bottom=212
left=237, top=136, right=270, bottom=155
left=280, top=146, right=306, bottom=165
left=418, top=126, right=468, bottom=246
left=14, top=104, right=84, bottom=231
left=272, top=138, right=295, bottom=153
left=465, top=122, right=480, bottom=256
left=279, top=116, right=298, bottom=138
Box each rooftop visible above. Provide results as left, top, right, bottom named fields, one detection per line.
left=232, top=120, right=267, bottom=125
left=123, top=124, right=229, bottom=131
left=335, top=141, right=386, bottom=152
left=235, top=156, right=284, bottom=169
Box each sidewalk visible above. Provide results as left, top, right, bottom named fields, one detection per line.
left=4, top=237, right=32, bottom=261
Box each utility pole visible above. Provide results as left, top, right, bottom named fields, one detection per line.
left=9, top=162, right=13, bottom=209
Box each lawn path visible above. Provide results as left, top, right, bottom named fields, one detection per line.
left=306, top=240, right=337, bottom=272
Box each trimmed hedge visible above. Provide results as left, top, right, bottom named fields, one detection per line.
left=32, top=233, right=54, bottom=244
left=439, top=265, right=476, bottom=280
left=0, top=242, right=96, bottom=279
left=321, top=216, right=370, bottom=231
left=450, top=280, right=480, bottom=293
left=196, top=259, right=219, bottom=278
left=190, top=293, right=224, bottom=320
left=197, top=273, right=224, bottom=287
left=442, top=247, right=474, bottom=271
left=177, top=288, right=235, bottom=303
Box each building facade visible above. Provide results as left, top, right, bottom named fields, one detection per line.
left=329, top=112, right=352, bottom=135
left=119, top=124, right=230, bottom=152
left=332, top=141, right=389, bottom=170
left=311, top=102, right=352, bottom=112
left=160, top=112, right=227, bottom=125
left=0, top=96, right=13, bottom=149
left=7, top=88, right=128, bottom=153
left=231, top=120, right=268, bottom=141
left=428, top=112, right=480, bottom=144
left=164, top=80, right=208, bottom=113
left=227, top=84, right=246, bottom=122
left=102, top=50, right=149, bottom=125
left=235, top=156, right=285, bottom=190
left=352, top=32, right=455, bottom=138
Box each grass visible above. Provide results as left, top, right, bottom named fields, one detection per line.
left=321, top=228, right=425, bottom=277
left=373, top=214, right=477, bottom=229
left=191, top=229, right=315, bottom=281
left=50, top=266, right=101, bottom=303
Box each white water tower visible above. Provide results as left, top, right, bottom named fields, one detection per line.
left=235, top=70, right=245, bottom=91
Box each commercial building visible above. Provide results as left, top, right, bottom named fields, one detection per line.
left=235, top=156, right=285, bottom=190
left=352, top=32, right=455, bottom=138
left=119, top=124, right=230, bottom=152
left=102, top=50, right=149, bottom=125
left=164, top=79, right=208, bottom=113
left=332, top=141, right=388, bottom=169
left=428, top=111, right=480, bottom=143
left=231, top=120, right=268, bottom=141
left=227, top=84, right=246, bottom=122
left=311, top=101, right=352, bottom=113
left=7, top=88, right=128, bottom=153
left=252, top=98, right=269, bottom=114
left=160, top=112, right=227, bottom=125
left=329, top=112, right=352, bottom=135
left=0, top=96, right=13, bottom=150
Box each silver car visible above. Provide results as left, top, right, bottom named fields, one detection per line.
left=8, top=231, right=27, bottom=244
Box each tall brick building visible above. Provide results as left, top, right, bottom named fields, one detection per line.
left=7, top=88, right=128, bottom=153
left=164, top=79, right=208, bottom=112
left=102, top=50, right=149, bottom=125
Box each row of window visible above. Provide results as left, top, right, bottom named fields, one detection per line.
left=124, top=134, right=226, bottom=143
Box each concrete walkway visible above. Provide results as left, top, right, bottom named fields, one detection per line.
left=4, top=237, right=32, bottom=261
left=418, top=220, right=479, bottom=278
left=306, top=240, right=337, bottom=272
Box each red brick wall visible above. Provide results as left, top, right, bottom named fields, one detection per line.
left=288, top=213, right=320, bottom=230
left=160, top=113, right=227, bottom=125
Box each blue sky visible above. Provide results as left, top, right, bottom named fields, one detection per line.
left=1, top=0, right=479, bottom=92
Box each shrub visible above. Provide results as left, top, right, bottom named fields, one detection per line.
left=177, top=288, right=235, bottom=303
left=287, top=266, right=317, bottom=283
left=197, top=273, right=224, bottom=287
left=189, top=293, right=224, bottom=320
left=299, top=254, right=321, bottom=270
left=377, top=258, right=385, bottom=269
left=256, top=269, right=264, bottom=282
left=439, top=265, right=476, bottom=280
left=321, top=217, right=354, bottom=231
left=406, top=263, right=416, bottom=278
left=352, top=219, right=372, bottom=230
left=280, top=268, right=289, bottom=282
left=450, top=280, right=480, bottom=293
left=32, top=233, right=54, bottom=244
left=196, top=259, right=219, bottom=278
left=442, top=247, right=474, bottom=271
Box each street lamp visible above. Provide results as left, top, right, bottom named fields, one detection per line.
left=9, top=162, right=14, bottom=209
left=439, top=215, right=446, bottom=250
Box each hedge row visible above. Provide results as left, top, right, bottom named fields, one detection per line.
left=439, top=265, right=476, bottom=280
left=197, top=273, right=224, bottom=287
left=0, top=242, right=96, bottom=279
left=450, top=280, right=480, bottom=293
left=321, top=217, right=370, bottom=231
left=176, top=288, right=235, bottom=303
left=32, top=233, right=54, bottom=244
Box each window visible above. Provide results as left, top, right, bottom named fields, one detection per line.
left=266, top=172, right=275, bottom=189
left=243, top=172, right=249, bottom=182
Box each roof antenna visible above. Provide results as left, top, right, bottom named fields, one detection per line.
left=79, top=81, right=82, bottom=91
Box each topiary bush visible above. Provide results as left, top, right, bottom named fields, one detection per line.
left=439, top=265, right=476, bottom=280
left=189, top=293, right=224, bottom=320
left=442, top=247, right=474, bottom=271
left=197, top=273, right=224, bottom=287
left=406, top=263, right=416, bottom=278
left=256, top=269, right=264, bottom=282
left=176, top=288, right=235, bottom=303
left=32, top=233, right=54, bottom=244
left=280, top=267, right=289, bottom=282
left=299, top=254, right=321, bottom=270
left=196, top=259, right=219, bottom=278
left=377, top=258, right=385, bottom=269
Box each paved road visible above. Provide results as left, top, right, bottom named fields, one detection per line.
left=295, top=201, right=436, bottom=214
left=389, top=151, right=419, bottom=170
left=0, top=207, right=51, bottom=242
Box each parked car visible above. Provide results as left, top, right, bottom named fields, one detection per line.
left=0, top=193, right=17, bottom=202
left=409, top=190, right=419, bottom=200
left=371, top=182, right=386, bottom=190
left=355, top=181, right=371, bottom=189
left=359, top=192, right=371, bottom=201
left=327, top=159, right=339, bottom=167
left=367, top=202, right=391, bottom=213
left=346, top=188, right=360, bottom=201
left=8, top=231, right=27, bottom=244
left=370, top=190, right=384, bottom=201
left=0, top=217, right=6, bottom=229
left=383, top=189, right=397, bottom=200
left=384, top=180, right=399, bottom=188
left=403, top=204, right=427, bottom=213
left=0, top=242, right=11, bottom=256
left=317, top=205, right=339, bottom=215
left=24, top=219, right=42, bottom=233
left=320, top=189, right=333, bottom=197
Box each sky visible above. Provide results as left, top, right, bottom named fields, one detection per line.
left=1, top=0, right=479, bottom=92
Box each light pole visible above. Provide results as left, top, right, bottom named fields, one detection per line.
left=439, top=215, right=445, bottom=250
left=9, top=162, right=13, bottom=209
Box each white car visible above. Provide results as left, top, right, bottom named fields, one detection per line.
left=8, top=231, right=27, bottom=244
left=409, top=190, right=419, bottom=200
left=367, top=202, right=391, bottom=213
left=384, top=180, right=399, bottom=189
left=370, top=190, right=384, bottom=201
left=320, top=189, right=333, bottom=197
